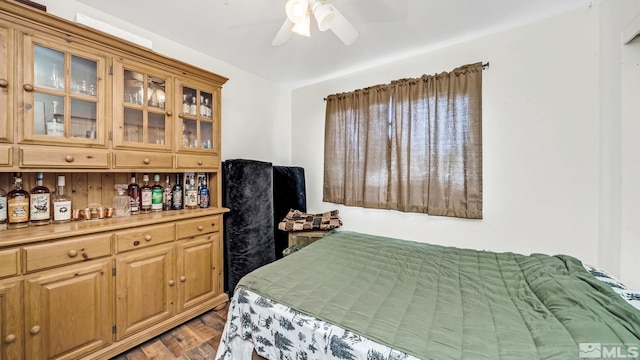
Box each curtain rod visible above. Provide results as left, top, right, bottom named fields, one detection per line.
left=323, top=62, right=489, bottom=101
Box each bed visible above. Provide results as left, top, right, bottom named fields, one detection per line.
left=215, top=230, right=640, bottom=360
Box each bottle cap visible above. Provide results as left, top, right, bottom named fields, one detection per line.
left=57, top=175, right=65, bottom=186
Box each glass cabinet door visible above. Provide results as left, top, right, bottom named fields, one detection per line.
left=176, top=79, right=219, bottom=153
left=0, top=24, right=13, bottom=143
left=20, top=34, right=106, bottom=145
left=113, top=61, right=172, bottom=150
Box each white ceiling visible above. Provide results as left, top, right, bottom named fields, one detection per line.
left=73, top=0, right=593, bottom=88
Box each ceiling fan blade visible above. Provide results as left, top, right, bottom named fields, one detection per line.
left=327, top=5, right=359, bottom=45
left=272, top=18, right=294, bottom=46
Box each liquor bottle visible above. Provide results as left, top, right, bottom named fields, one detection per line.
left=128, top=173, right=141, bottom=215
left=151, top=174, right=163, bottom=212
left=182, top=94, right=190, bottom=114
left=46, top=101, right=64, bottom=136
left=171, top=173, right=183, bottom=210
left=185, top=175, right=198, bottom=209
left=163, top=174, right=172, bottom=211
left=0, top=185, right=6, bottom=230
left=51, top=175, right=72, bottom=224
left=7, top=173, right=30, bottom=229
left=190, top=96, right=197, bottom=115
left=30, top=172, right=51, bottom=226
left=200, top=95, right=206, bottom=117
left=140, top=174, right=152, bottom=213
left=205, top=97, right=212, bottom=118
left=199, top=177, right=209, bottom=208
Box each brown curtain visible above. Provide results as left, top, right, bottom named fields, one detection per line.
left=323, top=62, right=482, bottom=219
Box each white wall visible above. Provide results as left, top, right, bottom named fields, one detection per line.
left=38, top=0, right=292, bottom=165
left=292, top=8, right=610, bottom=276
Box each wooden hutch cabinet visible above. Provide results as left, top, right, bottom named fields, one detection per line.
left=0, top=1, right=228, bottom=359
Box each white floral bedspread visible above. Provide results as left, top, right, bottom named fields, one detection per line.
left=214, top=288, right=418, bottom=360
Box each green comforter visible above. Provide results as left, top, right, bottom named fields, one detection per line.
left=238, top=231, right=640, bottom=359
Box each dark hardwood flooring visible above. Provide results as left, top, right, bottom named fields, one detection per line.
left=112, top=301, right=231, bottom=360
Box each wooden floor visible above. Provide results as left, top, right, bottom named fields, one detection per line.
left=112, top=301, right=230, bottom=360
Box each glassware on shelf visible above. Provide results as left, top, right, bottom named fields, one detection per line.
left=112, top=184, right=131, bottom=217
left=46, top=101, right=64, bottom=136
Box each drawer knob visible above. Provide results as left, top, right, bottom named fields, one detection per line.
left=178, top=113, right=184, bottom=118
left=30, top=326, right=41, bottom=335
left=166, top=111, right=172, bottom=117
left=65, top=155, right=74, bottom=163
left=180, top=276, right=186, bottom=282
left=143, top=158, right=150, bottom=164
left=4, top=334, right=16, bottom=344
left=68, top=250, right=78, bottom=258
left=0, top=79, right=8, bottom=88
left=197, top=225, right=204, bottom=231
left=168, top=280, right=175, bottom=286
left=197, top=160, right=203, bottom=166
left=145, top=235, right=152, bottom=241
left=23, top=83, right=34, bottom=92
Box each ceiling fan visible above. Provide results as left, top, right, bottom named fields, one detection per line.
left=272, top=0, right=359, bottom=46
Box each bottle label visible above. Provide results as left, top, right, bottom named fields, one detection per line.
left=8, top=195, right=29, bottom=224
left=30, top=193, right=51, bottom=221
left=53, top=200, right=72, bottom=221
left=199, top=190, right=209, bottom=208
left=141, top=190, right=152, bottom=208
left=0, top=196, right=6, bottom=222
left=186, top=189, right=198, bottom=207
left=151, top=189, right=163, bottom=210
left=172, top=189, right=183, bottom=208
left=163, top=188, right=172, bottom=209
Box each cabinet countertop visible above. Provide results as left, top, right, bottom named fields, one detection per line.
left=0, top=207, right=229, bottom=247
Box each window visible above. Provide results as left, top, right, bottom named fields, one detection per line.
left=323, top=62, right=483, bottom=219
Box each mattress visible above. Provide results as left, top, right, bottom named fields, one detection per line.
left=215, top=231, right=640, bottom=360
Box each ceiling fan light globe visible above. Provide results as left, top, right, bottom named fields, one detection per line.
left=286, top=0, right=310, bottom=24
left=312, top=3, right=336, bottom=31
left=291, top=15, right=311, bottom=37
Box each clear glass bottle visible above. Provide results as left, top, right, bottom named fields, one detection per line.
left=113, top=184, right=131, bottom=217
left=128, top=173, right=140, bottom=215
left=190, top=96, right=197, bottom=115
left=182, top=94, right=190, bottom=114
left=171, top=173, right=183, bottom=210
left=151, top=174, right=163, bottom=212
left=140, top=174, right=152, bottom=213
left=185, top=175, right=198, bottom=209
left=163, top=174, right=172, bottom=211
left=7, top=173, right=30, bottom=229
left=200, top=95, right=206, bottom=117
left=0, top=186, right=6, bottom=230
left=30, top=172, right=51, bottom=226
left=199, top=178, right=209, bottom=209
left=51, top=175, right=72, bottom=224
left=46, top=101, right=64, bottom=136
left=205, top=98, right=212, bottom=118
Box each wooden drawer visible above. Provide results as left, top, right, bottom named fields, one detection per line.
left=20, top=146, right=109, bottom=168
left=0, top=145, right=12, bottom=166
left=23, top=234, right=112, bottom=273
left=175, top=154, right=220, bottom=170
left=112, top=151, right=173, bottom=169
left=0, top=248, right=20, bottom=278
left=115, top=223, right=175, bottom=253
left=177, top=215, right=220, bottom=239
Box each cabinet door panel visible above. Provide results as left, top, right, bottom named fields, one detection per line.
left=20, top=33, right=107, bottom=147
left=115, top=244, right=174, bottom=340
left=24, top=260, right=112, bottom=360
left=177, top=233, right=220, bottom=311
left=0, top=24, right=13, bottom=143
left=0, top=280, right=22, bottom=360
